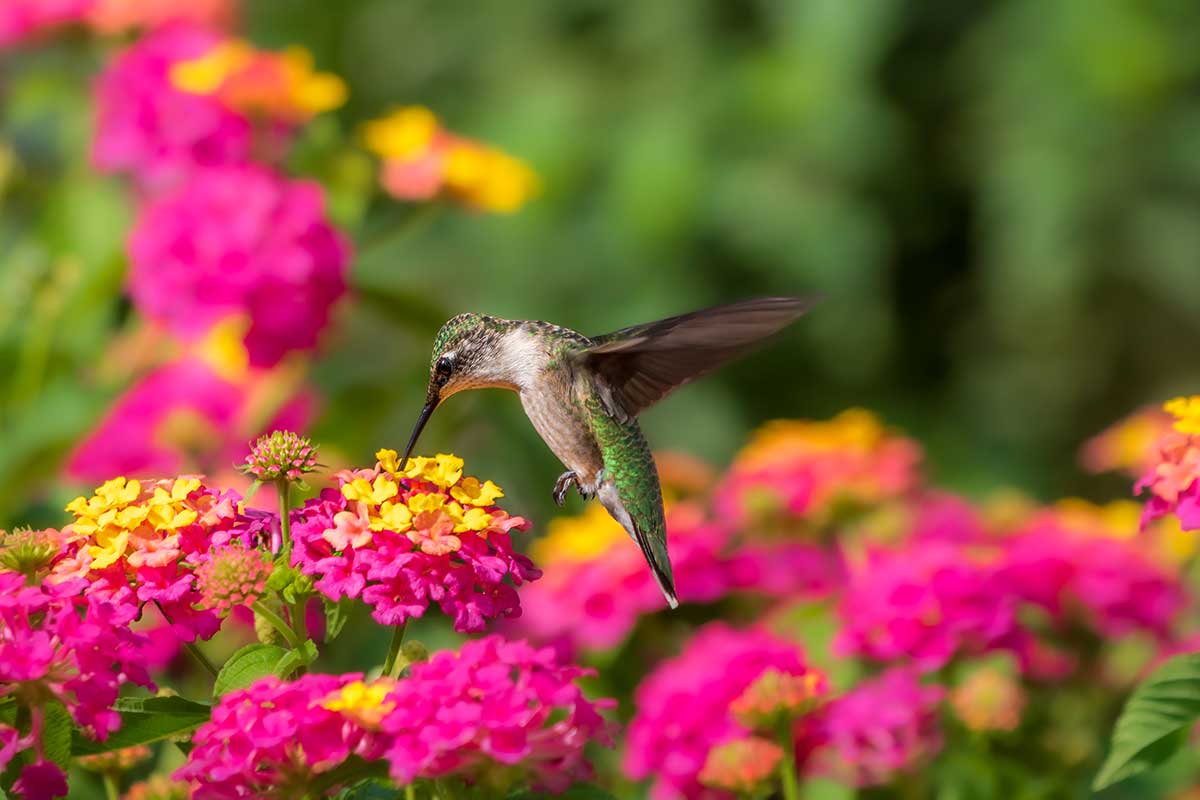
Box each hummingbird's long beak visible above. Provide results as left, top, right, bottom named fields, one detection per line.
left=401, top=393, right=439, bottom=468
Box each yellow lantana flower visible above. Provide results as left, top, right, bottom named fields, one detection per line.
left=1165, top=396, right=1200, bottom=435
left=403, top=454, right=464, bottom=488
left=406, top=493, right=446, bottom=515
left=322, top=680, right=396, bottom=728
left=362, top=106, right=439, bottom=160
left=450, top=477, right=504, bottom=507
left=342, top=475, right=399, bottom=505
left=454, top=507, right=493, bottom=534
left=372, top=500, right=413, bottom=533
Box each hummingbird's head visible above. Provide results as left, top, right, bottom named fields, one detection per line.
left=401, top=313, right=521, bottom=466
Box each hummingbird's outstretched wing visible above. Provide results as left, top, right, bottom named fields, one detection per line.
left=578, top=296, right=817, bottom=420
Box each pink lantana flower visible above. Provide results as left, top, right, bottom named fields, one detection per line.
left=290, top=450, right=539, bottom=632
left=381, top=636, right=613, bottom=790
left=1137, top=397, right=1200, bottom=532
left=0, top=0, right=90, bottom=46
left=128, top=164, right=350, bottom=368
left=624, top=623, right=815, bottom=800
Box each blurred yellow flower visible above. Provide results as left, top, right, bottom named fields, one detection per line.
left=1165, top=396, right=1200, bottom=435
left=531, top=502, right=627, bottom=564
left=322, top=679, right=396, bottom=728
left=363, top=106, right=439, bottom=160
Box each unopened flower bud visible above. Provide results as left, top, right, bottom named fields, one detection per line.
left=950, top=664, right=1025, bottom=733
left=77, top=744, right=152, bottom=774
left=699, top=736, right=784, bottom=795
left=196, top=546, right=273, bottom=616
left=0, top=527, right=63, bottom=581
left=240, top=430, right=319, bottom=482
left=730, top=668, right=826, bottom=730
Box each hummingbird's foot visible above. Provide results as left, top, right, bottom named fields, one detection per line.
left=553, top=471, right=578, bottom=507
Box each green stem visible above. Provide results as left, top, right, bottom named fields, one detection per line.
left=102, top=771, right=120, bottom=800
left=405, top=785, right=416, bottom=800
left=778, top=719, right=801, bottom=800
left=155, top=600, right=218, bottom=678
left=277, top=479, right=292, bottom=558
left=290, top=599, right=310, bottom=676
left=382, top=623, right=408, bottom=678
left=253, top=600, right=302, bottom=650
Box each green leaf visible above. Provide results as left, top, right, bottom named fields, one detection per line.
left=40, top=701, right=72, bottom=769
left=71, top=696, right=212, bottom=757
left=214, top=643, right=290, bottom=697
left=1093, top=652, right=1200, bottom=790
left=324, top=597, right=355, bottom=641
left=508, top=785, right=618, bottom=800
left=275, top=639, right=320, bottom=678
left=335, top=780, right=403, bottom=799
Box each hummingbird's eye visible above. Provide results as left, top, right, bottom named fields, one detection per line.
left=434, top=355, right=453, bottom=385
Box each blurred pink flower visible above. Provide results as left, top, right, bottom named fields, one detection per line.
left=65, top=357, right=314, bottom=482
left=382, top=636, right=613, bottom=790
left=92, top=23, right=255, bottom=188
left=835, top=540, right=1021, bottom=671
left=1138, top=430, right=1200, bottom=532
left=128, top=164, right=349, bottom=367
left=1081, top=405, right=1174, bottom=478
left=999, top=511, right=1186, bottom=642
left=0, top=0, right=90, bottom=46
left=178, top=672, right=391, bottom=798
left=513, top=501, right=841, bottom=654
left=87, top=0, right=236, bottom=34
left=803, top=667, right=944, bottom=787
left=289, top=450, right=540, bottom=632
left=624, top=623, right=812, bottom=800
left=715, top=410, right=922, bottom=530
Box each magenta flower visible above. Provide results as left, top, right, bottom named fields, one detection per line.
left=92, top=23, right=255, bottom=189
left=0, top=0, right=90, bottom=46
left=178, top=672, right=392, bottom=798
left=623, top=623, right=811, bottom=800
left=803, top=667, right=944, bottom=787
left=0, top=572, right=153, bottom=794
left=128, top=164, right=350, bottom=367
left=65, top=357, right=314, bottom=482
left=289, top=451, right=539, bottom=632
left=835, top=540, right=1021, bottom=671
left=998, top=512, right=1186, bottom=642
left=381, top=636, right=613, bottom=790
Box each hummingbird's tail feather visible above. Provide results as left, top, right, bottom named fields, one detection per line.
left=598, top=481, right=678, bottom=609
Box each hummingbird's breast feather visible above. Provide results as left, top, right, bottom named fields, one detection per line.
left=518, top=366, right=604, bottom=488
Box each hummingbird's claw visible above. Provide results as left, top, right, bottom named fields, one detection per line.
left=553, top=471, right=578, bottom=507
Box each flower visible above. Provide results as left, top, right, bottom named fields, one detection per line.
left=1081, top=405, right=1174, bottom=477
left=730, top=668, right=826, bottom=730
left=92, top=23, right=255, bottom=188
left=513, top=500, right=840, bottom=653
left=363, top=106, right=539, bottom=213
left=998, top=508, right=1186, bottom=642
left=835, top=539, right=1021, bottom=671
left=0, top=527, right=67, bottom=581
left=177, top=672, right=391, bottom=798
left=289, top=449, right=540, bottom=632
left=77, top=744, right=153, bottom=773
left=123, top=775, right=192, bottom=800
left=320, top=678, right=395, bottom=729
left=804, top=668, right=944, bottom=787
left=0, top=572, right=153, bottom=747
left=87, top=0, right=235, bottom=33
left=55, top=475, right=259, bottom=641
left=196, top=544, right=273, bottom=615
left=65, top=356, right=315, bottom=482
left=170, top=39, right=346, bottom=123
left=624, top=623, right=811, bottom=800
left=698, top=736, right=784, bottom=795
left=715, top=410, right=922, bottom=530
left=1138, top=397, right=1200, bottom=532
left=241, top=430, right=320, bottom=481
left=381, top=636, right=612, bottom=791
left=950, top=663, right=1025, bottom=733
left=128, top=164, right=350, bottom=367
left=0, top=0, right=90, bottom=46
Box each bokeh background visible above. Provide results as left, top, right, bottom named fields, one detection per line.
left=5, top=0, right=1200, bottom=530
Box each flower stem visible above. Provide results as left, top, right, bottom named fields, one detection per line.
left=382, top=623, right=408, bottom=678
left=155, top=600, right=218, bottom=678
left=290, top=599, right=310, bottom=676
left=277, top=478, right=292, bottom=558
left=778, top=720, right=801, bottom=800
left=253, top=600, right=302, bottom=650
left=405, top=785, right=416, bottom=800
left=102, top=771, right=120, bottom=800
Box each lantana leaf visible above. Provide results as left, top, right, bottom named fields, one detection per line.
left=71, top=696, right=213, bottom=757
left=1093, top=653, right=1200, bottom=790
left=214, top=643, right=290, bottom=697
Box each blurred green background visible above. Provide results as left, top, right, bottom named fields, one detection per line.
left=4, top=0, right=1200, bottom=528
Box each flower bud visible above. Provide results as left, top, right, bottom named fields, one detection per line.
left=730, top=668, right=826, bottom=730
left=76, top=744, right=152, bottom=774
left=196, top=546, right=273, bottom=616
left=950, top=664, right=1025, bottom=733
left=0, top=527, right=63, bottom=581
left=699, top=736, right=784, bottom=795
left=240, top=430, right=319, bottom=482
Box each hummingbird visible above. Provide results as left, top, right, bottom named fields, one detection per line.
left=400, top=296, right=816, bottom=609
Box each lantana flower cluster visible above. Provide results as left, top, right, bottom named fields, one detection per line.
left=363, top=105, right=540, bottom=213
left=0, top=0, right=231, bottom=45
left=0, top=572, right=154, bottom=794
left=290, top=450, right=540, bottom=631
left=179, top=636, right=611, bottom=797
left=53, top=476, right=259, bottom=640
left=1138, top=396, right=1200, bottom=532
